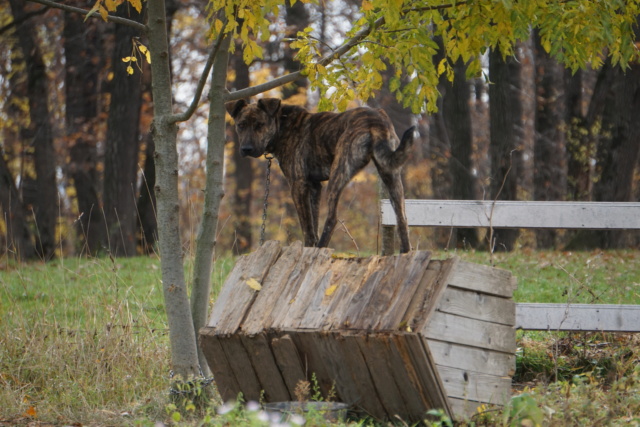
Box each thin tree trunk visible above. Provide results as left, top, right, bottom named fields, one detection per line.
left=137, top=134, right=158, bottom=253
left=0, top=153, right=35, bottom=260
left=9, top=0, right=58, bottom=260
left=443, top=58, right=478, bottom=248
left=533, top=31, right=566, bottom=248
left=147, top=0, right=200, bottom=379
left=190, top=34, right=232, bottom=376
left=103, top=2, right=144, bottom=257
left=488, top=48, right=523, bottom=252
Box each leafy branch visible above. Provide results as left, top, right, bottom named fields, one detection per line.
left=27, top=0, right=146, bottom=31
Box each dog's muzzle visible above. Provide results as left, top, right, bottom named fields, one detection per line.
left=240, top=146, right=262, bottom=158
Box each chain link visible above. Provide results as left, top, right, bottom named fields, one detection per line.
left=168, top=369, right=215, bottom=396
left=260, top=154, right=274, bottom=246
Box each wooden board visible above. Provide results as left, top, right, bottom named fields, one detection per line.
left=270, top=334, right=306, bottom=397
left=423, top=311, right=515, bottom=354
left=436, top=365, right=511, bottom=405
left=446, top=260, right=515, bottom=298
left=516, top=303, right=640, bottom=332
left=381, top=199, right=640, bottom=229
left=427, top=340, right=515, bottom=377
left=240, top=334, right=291, bottom=401
left=198, top=332, right=240, bottom=402
left=437, top=287, right=515, bottom=326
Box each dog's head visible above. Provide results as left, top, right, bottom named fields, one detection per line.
left=225, top=98, right=282, bottom=158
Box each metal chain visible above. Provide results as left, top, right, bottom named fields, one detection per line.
left=260, top=154, right=274, bottom=246
left=168, top=368, right=215, bottom=396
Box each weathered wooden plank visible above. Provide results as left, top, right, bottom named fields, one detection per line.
left=447, top=260, right=515, bottom=298
left=427, top=340, right=516, bottom=377
left=405, top=258, right=457, bottom=333
left=210, top=241, right=283, bottom=334
left=377, top=251, right=432, bottom=330
left=381, top=199, right=640, bottom=229
left=437, top=287, right=515, bottom=326
left=242, top=242, right=304, bottom=334
left=516, top=303, right=640, bottom=332
left=436, top=365, right=511, bottom=405
left=394, top=334, right=452, bottom=417
left=270, top=334, right=307, bottom=398
left=279, top=248, right=334, bottom=330
left=351, top=255, right=413, bottom=330
left=355, top=335, right=409, bottom=419
left=219, top=335, right=263, bottom=401
left=269, top=247, right=328, bottom=330
left=314, top=332, right=385, bottom=418
left=198, top=332, right=240, bottom=402
left=423, top=312, right=515, bottom=354
left=448, top=397, right=485, bottom=420
left=240, top=334, right=291, bottom=402
left=206, top=254, right=250, bottom=328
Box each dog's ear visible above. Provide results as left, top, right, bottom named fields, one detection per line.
left=257, top=98, right=281, bottom=117
left=225, top=99, right=248, bottom=119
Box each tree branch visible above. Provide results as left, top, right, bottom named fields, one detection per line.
left=26, top=0, right=147, bottom=32
left=224, top=16, right=386, bottom=101
left=170, top=26, right=228, bottom=124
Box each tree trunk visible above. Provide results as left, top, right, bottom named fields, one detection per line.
left=103, top=2, right=145, bottom=257
left=64, top=8, right=107, bottom=256
left=0, top=153, right=35, bottom=260
left=443, top=58, right=478, bottom=248
left=533, top=31, right=566, bottom=248
left=137, top=133, right=158, bottom=254
left=592, top=64, right=640, bottom=248
left=190, top=34, right=232, bottom=376
left=147, top=0, right=200, bottom=379
left=488, top=48, right=523, bottom=252
left=230, top=50, right=254, bottom=254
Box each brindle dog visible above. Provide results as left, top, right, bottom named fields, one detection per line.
left=226, top=98, right=414, bottom=253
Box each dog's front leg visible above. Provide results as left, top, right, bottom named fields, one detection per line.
left=290, top=182, right=318, bottom=247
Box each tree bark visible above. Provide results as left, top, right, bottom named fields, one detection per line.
left=190, top=34, right=232, bottom=376
left=533, top=31, right=566, bottom=248
left=64, top=7, right=107, bottom=256
left=488, top=48, right=523, bottom=252
left=0, top=153, right=35, bottom=260
left=443, top=58, right=478, bottom=248
left=147, top=0, right=200, bottom=379
left=230, top=48, right=253, bottom=254
left=9, top=0, right=58, bottom=260
left=103, top=2, right=145, bottom=257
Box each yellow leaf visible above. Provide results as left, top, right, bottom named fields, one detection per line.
left=128, top=0, right=142, bottom=13
left=126, top=65, right=134, bottom=75
left=84, top=0, right=103, bottom=22
left=122, top=56, right=132, bottom=62
left=325, top=284, right=338, bottom=296
left=98, top=5, right=109, bottom=21
left=362, top=0, right=373, bottom=11
left=245, top=278, right=262, bottom=291
left=145, top=50, right=151, bottom=64
left=25, top=406, right=37, bottom=418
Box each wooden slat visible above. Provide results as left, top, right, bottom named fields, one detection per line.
left=270, top=334, right=307, bottom=397
left=219, top=335, right=263, bottom=401
left=208, top=240, right=282, bottom=334
left=448, top=397, right=485, bottom=420
left=321, top=258, right=373, bottom=330
left=381, top=199, right=640, bottom=229
left=423, top=312, right=515, bottom=354
left=427, top=340, right=515, bottom=377
left=436, top=365, right=511, bottom=405
left=198, top=332, right=240, bottom=402
left=447, top=260, right=515, bottom=298
left=437, top=287, right=515, bottom=326
left=240, top=334, right=291, bottom=401
left=516, top=303, right=640, bottom=332
left=242, top=242, right=303, bottom=334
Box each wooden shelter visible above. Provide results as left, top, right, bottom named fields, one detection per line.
left=200, top=241, right=517, bottom=422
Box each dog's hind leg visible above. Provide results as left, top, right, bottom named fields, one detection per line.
left=290, top=182, right=319, bottom=247
left=377, top=169, right=411, bottom=253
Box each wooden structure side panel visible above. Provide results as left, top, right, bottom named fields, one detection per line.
left=240, top=334, right=291, bottom=402
left=423, top=312, right=516, bottom=354
left=270, top=334, right=307, bottom=397
left=427, top=340, right=515, bottom=377
left=438, top=287, right=515, bottom=326
left=436, top=365, right=511, bottom=405
left=218, top=335, right=263, bottom=401
left=198, top=332, right=240, bottom=402
left=447, top=260, right=514, bottom=298
left=382, top=199, right=640, bottom=229
left=516, top=303, right=640, bottom=332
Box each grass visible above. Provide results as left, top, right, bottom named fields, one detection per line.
left=0, top=248, right=639, bottom=425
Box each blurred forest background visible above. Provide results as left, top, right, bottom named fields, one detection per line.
left=1, top=0, right=639, bottom=261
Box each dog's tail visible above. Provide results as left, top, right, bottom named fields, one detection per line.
left=374, top=126, right=416, bottom=171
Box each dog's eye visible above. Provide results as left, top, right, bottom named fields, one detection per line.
left=237, top=122, right=247, bottom=130
left=254, top=123, right=263, bottom=131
